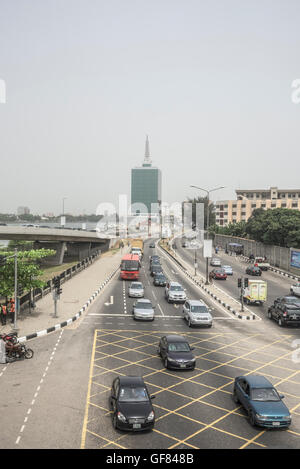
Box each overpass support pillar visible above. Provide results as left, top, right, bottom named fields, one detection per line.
left=34, top=241, right=67, bottom=266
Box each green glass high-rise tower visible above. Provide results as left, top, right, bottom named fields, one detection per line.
left=131, top=136, right=162, bottom=215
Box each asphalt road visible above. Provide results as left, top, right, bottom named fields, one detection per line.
left=1, top=239, right=300, bottom=449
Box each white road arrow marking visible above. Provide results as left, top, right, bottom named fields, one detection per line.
left=104, top=296, right=114, bottom=306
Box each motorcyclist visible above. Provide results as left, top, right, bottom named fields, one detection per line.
left=3, top=334, right=21, bottom=358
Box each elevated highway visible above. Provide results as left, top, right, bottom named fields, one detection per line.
left=0, top=226, right=112, bottom=265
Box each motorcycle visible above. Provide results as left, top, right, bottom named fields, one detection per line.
left=10, top=342, right=34, bottom=360
left=1, top=334, right=34, bottom=360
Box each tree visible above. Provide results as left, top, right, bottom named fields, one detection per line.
left=0, top=249, right=56, bottom=299
left=245, top=208, right=300, bottom=248
left=186, top=196, right=216, bottom=230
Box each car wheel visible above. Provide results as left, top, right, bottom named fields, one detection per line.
left=249, top=411, right=256, bottom=427
left=112, top=414, right=118, bottom=429
left=232, top=389, right=239, bottom=404
left=267, top=311, right=272, bottom=320
left=278, top=318, right=284, bottom=327
left=188, top=319, right=191, bottom=327
left=164, top=358, right=168, bottom=369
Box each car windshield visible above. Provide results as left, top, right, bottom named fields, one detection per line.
left=251, top=388, right=280, bottom=402
left=216, top=269, right=225, bottom=274
left=170, top=285, right=183, bottom=291
left=131, top=283, right=143, bottom=289
left=191, top=305, right=208, bottom=313
left=136, top=302, right=153, bottom=309
left=119, top=386, right=149, bottom=402
left=121, top=260, right=139, bottom=271
left=285, top=298, right=300, bottom=303
left=155, top=274, right=165, bottom=279
left=168, top=342, right=190, bottom=352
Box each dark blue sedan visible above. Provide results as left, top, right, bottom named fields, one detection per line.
left=233, top=375, right=291, bottom=428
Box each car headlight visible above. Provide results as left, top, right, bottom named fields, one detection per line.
left=256, top=414, right=268, bottom=420
left=117, top=411, right=127, bottom=423
left=147, top=411, right=154, bottom=422
left=190, top=357, right=196, bottom=362
left=167, top=357, right=178, bottom=362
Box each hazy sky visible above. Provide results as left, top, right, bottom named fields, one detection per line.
left=0, top=0, right=299, bottom=215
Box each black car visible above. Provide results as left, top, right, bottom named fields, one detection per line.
left=149, top=259, right=161, bottom=269
left=110, top=376, right=155, bottom=431
left=150, top=255, right=160, bottom=262
left=246, top=266, right=262, bottom=276
left=149, top=243, right=155, bottom=248
left=151, top=264, right=163, bottom=276
left=153, top=273, right=167, bottom=286
left=267, top=296, right=300, bottom=327
left=158, top=335, right=196, bottom=370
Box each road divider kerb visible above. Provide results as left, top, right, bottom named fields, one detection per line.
left=18, top=267, right=120, bottom=343
left=158, top=242, right=258, bottom=321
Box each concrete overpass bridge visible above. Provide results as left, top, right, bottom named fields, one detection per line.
left=0, top=226, right=113, bottom=265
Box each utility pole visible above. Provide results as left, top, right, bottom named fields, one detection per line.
left=238, top=277, right=248, bottom=312
left=190, top=185, right=225, bottom=285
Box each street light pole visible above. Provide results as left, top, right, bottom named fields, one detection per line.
left=190, top=185, right=225, bottom=284
left=13, top=248, right=18, bottom=332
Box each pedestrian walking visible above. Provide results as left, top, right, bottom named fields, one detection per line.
left=8, top=298, right=15, bottom=324
left=0, top=304, right=7, bottom=325
left=209, top=271, right=214, bottom=284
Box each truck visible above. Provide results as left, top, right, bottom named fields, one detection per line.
left=243, top=279, right=267, bottom=305
left=130, top=238, right=144, bottom=259
left=254, top=257, right=270, bottom=271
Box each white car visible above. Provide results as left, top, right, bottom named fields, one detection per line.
left=128, top=282, right=144, bottom=298
left=222, top=265, right=233, bottom=275
left=182, top=300, right=213, bottom=327
left=210, top=258, right=221, bottom=267
left=290, top=283, right=300, bottom=297
left=165, top=282, right=187, bottom=303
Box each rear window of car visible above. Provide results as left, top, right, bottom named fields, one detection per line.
left=168, top=342, right=190, bottom=352
left=170, top=285, right=183, bottom=291
left=136, top=302, right=153, bottom=309
left=191, top=305, right=208, bottom=313
left=251, top=388, right=280, bottom=402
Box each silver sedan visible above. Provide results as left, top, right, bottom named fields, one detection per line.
left=128, top=282, right=144, bottom=298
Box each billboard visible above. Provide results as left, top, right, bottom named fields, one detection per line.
left=290, top=250, right=300, bottom=269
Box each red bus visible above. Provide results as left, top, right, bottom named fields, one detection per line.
left=120, top=254, right=140, bottom=280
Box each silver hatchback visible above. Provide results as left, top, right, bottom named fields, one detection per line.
left=183, top=300, right=213, bottom=327
left=128, top=282, right=144, bottom=298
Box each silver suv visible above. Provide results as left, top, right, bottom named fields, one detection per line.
left=182, top=300, right=213, bottom=327
left=165, top=282, right=186, bottom=303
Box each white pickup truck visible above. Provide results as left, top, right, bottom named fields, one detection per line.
left=254, top=257, right=270, bottom=271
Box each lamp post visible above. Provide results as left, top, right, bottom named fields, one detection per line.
left=190, top=185, right=225, bottom=284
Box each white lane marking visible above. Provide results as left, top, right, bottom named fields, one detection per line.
left=152, top=291, right=157, bottom=300
left=158, top=304, right=164, bottom=317
left=15, top=329, right=64, bottom=446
